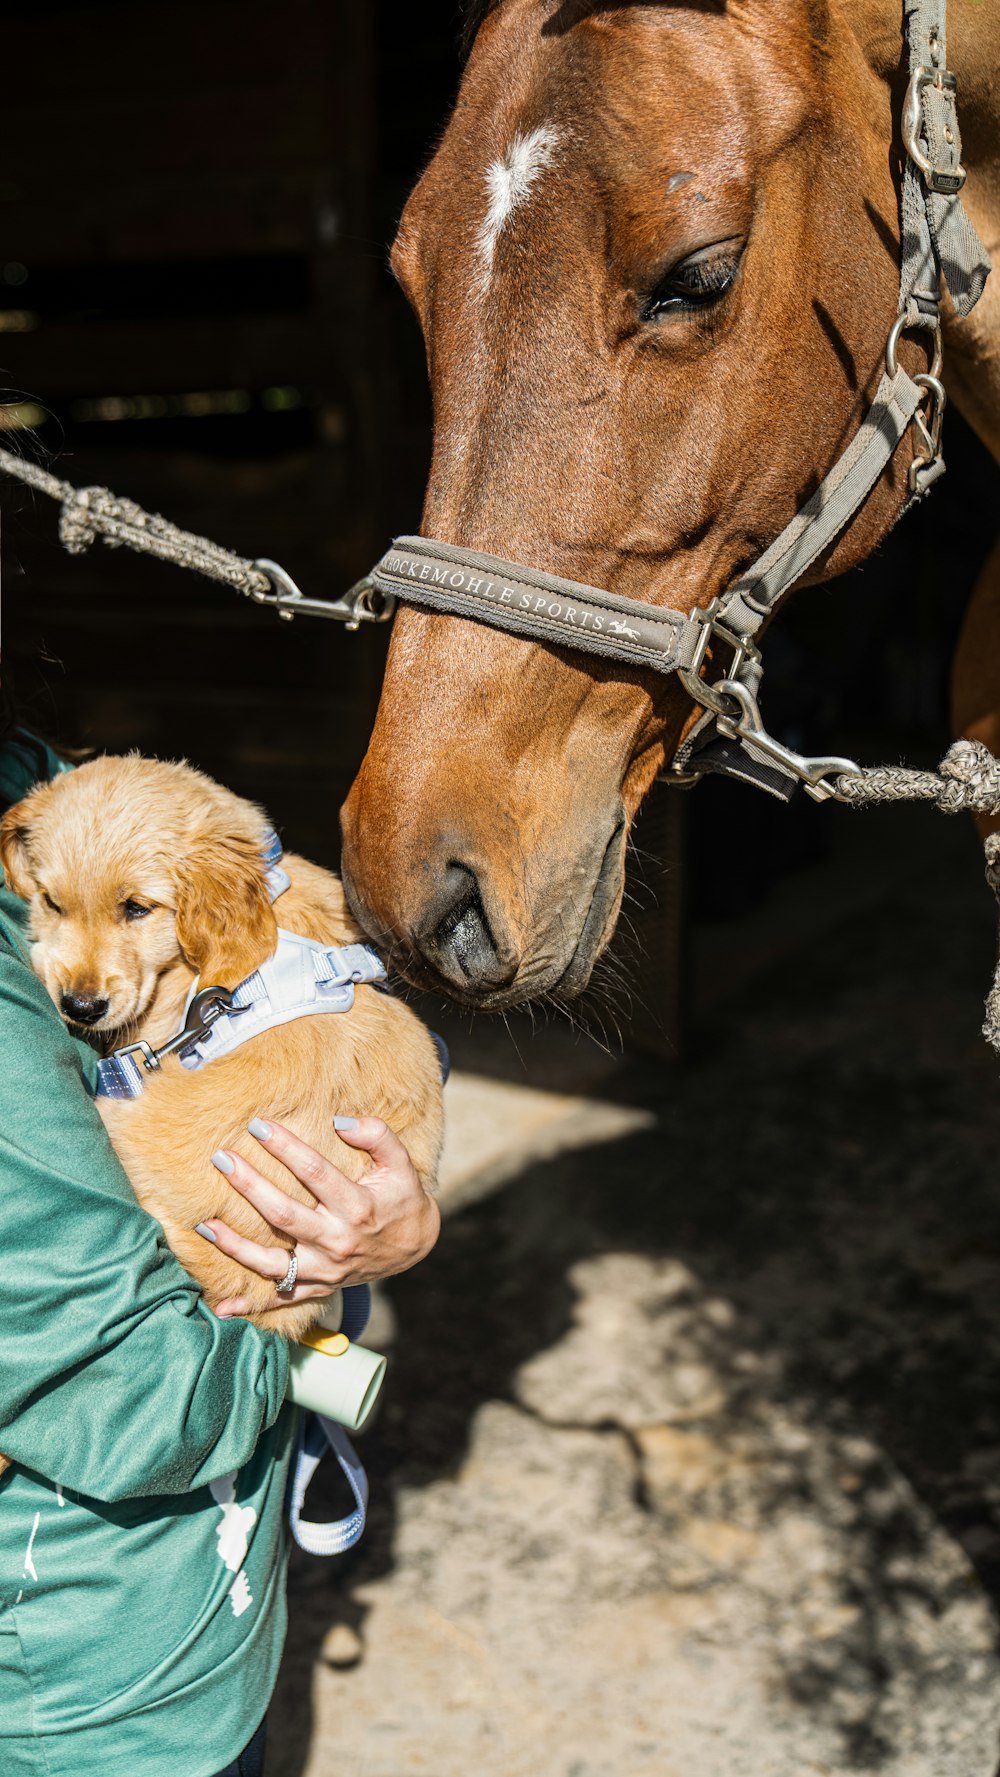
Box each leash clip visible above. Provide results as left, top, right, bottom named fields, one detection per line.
left=109, top=986, right=240, bottom=1077
left=251, top=559, right=396, bottom=628
left=713, top=679, right=863, bottom=804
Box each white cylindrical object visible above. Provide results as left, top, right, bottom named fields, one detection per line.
left=287, top=1334, right=386, bottom=1432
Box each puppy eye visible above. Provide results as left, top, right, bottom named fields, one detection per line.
left=642, top=242, right=744, bottom=322
left=42, top=891, right=63, bottom=916
left=122, top=898, right=153, bottom=922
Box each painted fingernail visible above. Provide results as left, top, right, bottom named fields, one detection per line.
left=211, top=1149, right=235, bottom=1175
left=333, top=1115, right=358, bottom=1131
left=248, top=1117, right=272, bottom=1141
left=195, top=1222, right=218, bottom=1243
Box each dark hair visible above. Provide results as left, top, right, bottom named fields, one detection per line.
left=0, top=679, right=16, bottom=745
left=0, top=680, right=70, bottom=780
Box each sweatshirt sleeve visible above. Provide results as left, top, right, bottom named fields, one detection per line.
left=0, top=934, right=290, bottom=1503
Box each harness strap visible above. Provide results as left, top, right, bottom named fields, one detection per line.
left=95, top=935, right=386, bottom=1100
left=288, top=1414, right=370, bottom=1557
left=178, top=934, right=386, bottom=1074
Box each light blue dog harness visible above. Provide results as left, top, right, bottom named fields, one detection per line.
left=95, top=829, right=386, bottom=1101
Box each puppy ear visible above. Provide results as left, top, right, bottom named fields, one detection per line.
left=0, top=801, right=37, bottom=898
left=175, top=833, right=278, bottom=986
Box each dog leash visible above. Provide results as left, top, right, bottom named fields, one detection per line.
left=287, top=1284, right=374, bottom=1557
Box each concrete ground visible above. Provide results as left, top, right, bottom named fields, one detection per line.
left=270, top=796, right=1000, bottom=1777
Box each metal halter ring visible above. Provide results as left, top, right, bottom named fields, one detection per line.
left=676, top=599, right=762, bottom=716
left=885, top=310, right=943, bottom=382
left=276, top=1250, right=299, bottom=1295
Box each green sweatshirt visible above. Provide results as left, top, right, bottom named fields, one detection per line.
left=0, top=734, right=293, bottom=1777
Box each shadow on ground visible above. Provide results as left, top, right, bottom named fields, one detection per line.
left=270, top=799, right=1000, bottom=1776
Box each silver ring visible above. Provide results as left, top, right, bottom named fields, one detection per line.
left=275, top=1250, right=298, bottom=1295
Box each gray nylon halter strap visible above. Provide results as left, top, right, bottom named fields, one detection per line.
left=370, top=359, right=926, bottom=680
left=715, top=371, right=924, bottom=645
left=369, top=538, right=699, bottom=676
left=370, top=0, right=990, bottom=802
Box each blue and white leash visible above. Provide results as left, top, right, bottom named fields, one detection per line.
left=288, top=1284, right=373, bottom=1556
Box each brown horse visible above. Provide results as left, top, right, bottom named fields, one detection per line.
left=341, top=0, right=1000, bottom=1009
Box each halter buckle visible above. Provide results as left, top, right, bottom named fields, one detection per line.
left=677, top=599, right=762, bottom=716
left=902, top=66, right=967, bottom=195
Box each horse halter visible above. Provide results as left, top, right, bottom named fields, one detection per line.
left=364, top=0, right=991, bottom=805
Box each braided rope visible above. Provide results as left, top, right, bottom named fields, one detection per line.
left=834, top=740, right=1000, bottom=817
left=982, top=832, right=1000, bottom=1058
left=836, top=742, right=1000, bottom=1056
left=6, top=446, right=1000, bottom=822
left=0, top=446, right=272, bottom=599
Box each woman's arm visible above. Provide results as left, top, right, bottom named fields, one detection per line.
left=0, top=941, right=289, bottom=1502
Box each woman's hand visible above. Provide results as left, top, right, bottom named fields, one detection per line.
left=199, top=1115, right=440, bottom=1317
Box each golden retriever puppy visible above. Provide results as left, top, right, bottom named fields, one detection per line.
left=0, top=755, right=444, bottom=1343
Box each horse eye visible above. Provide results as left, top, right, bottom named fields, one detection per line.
left=42, top=890, right=63, bottom=915
left=122, top=898, right=153, bottom=922
left=643, top=244, right=743, bottom=322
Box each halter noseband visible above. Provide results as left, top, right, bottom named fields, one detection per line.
left=366, top=0, right=990, bottom=805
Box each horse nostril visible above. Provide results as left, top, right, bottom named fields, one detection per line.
left=420, top=862, right=515, bottom=993
left=60, top=991, right=110, bottom=1026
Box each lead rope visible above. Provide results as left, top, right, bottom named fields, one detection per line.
left=0, top=446, right=274, bottom=596
left=983, top=836, right=1000, bottom=1056
left=834, top=740, right=1000, bottom=817
left=832, top=740, right=1000, bottom=1055
left=0, top=444, right=393, bottom=627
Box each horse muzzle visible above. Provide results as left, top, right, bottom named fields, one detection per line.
left=340, top=803, right=628, bottom=1011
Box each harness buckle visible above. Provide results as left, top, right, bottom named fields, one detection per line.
left=677, top=599, right=762, bottom=716
left=902, top=66, right=967, bottom=195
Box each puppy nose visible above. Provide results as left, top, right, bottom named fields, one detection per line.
left=60, top=991, right=110, bottom=1026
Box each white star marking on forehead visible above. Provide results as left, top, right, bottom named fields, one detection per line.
left=477, top=125, right=561, bottom=291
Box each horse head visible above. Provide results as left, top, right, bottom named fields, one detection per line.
left=343, top=0, right=921, bottom=1008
